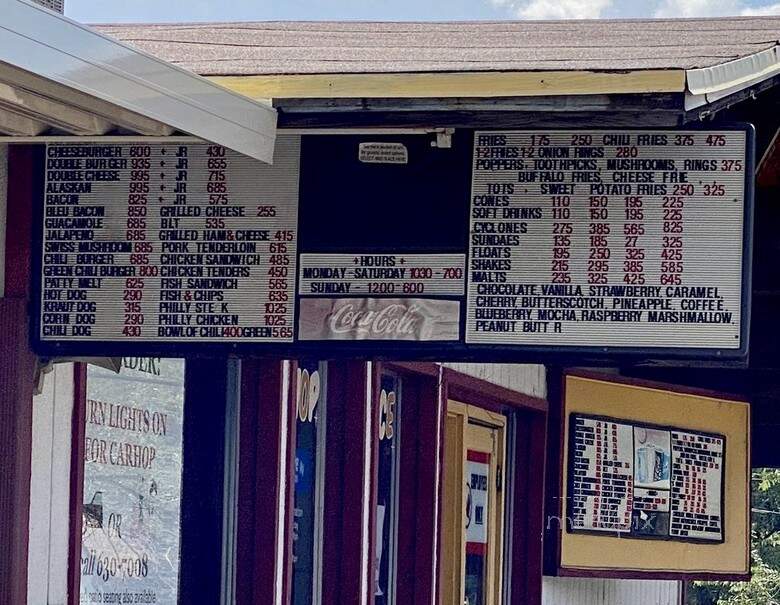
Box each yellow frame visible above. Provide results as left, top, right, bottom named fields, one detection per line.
left=442, top=401, right=507, bottom=605
left=560, top=374, right=751, bottom=576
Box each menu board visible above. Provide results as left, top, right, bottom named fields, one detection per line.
left=670, top=430, right=725, bottom=540
left=568, top=414, right=724, bottom=542
left=39, top=137, right=300, bottom=344
left=569, top=417, right=634, bottom=532
left=33, top=128, right=752, bottom=359
left=467, top=130, right=748, bottom=350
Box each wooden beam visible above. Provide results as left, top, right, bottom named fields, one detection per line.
left=275, top=92, right=684, bottom=114
left=209, top=70, right=686, bottom=100
left=278, top=109, right=682, bottom=129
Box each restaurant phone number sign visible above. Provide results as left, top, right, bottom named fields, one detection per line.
left=33, top=128, right=753, bottom=359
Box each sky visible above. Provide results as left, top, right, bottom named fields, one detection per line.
left=64, top=0, right=780, bottom=23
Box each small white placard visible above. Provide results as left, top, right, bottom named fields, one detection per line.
left=358, top=142, right=408, bottom=164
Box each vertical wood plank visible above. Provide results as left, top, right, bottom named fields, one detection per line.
left=391, top=369, right=442, bottom=605
left=321, top=361, right=369, bottom=605
left=67, top=364, right=87, bottom=605
left=236, top=359, right=288, bottom=605
left=0, top=299, right=36, bottom=605
left=0, top=145, right=37, bottom=605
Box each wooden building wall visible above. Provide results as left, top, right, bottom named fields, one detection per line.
left=27, top=363, right=74, bottom=605
left=0, top=144, right=6, bottom=297
left=542, top=577, right=681, bottom=605
left=441, top=363, right=547, bottom=399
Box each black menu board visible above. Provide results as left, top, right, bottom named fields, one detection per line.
left=32, top=128, right=753, bottom=360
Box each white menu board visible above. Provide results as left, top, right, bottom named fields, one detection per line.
left=40, top=137, right=300, bottom=343
left=467, top=130, right=748, bottom=349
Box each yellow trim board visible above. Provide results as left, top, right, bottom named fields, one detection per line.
left=208, top=70, right=686, bottom=100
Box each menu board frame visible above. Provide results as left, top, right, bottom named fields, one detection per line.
left=555, top=370, right=751, bottom=581
left=30, top=125, right=756, bottom=362
left=566, top=412, right=726, bottom=545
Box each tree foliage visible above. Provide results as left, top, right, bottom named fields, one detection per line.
left=687, top=469, right=780, bottom=604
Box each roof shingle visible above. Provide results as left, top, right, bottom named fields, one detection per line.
left=93, top=17, right=780, bottom=76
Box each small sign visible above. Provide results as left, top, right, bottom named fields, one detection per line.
left=568, top=414, right=724, bottom=542
left=297, top=297, right=460, bottom=341
left=559, top=373, right=749, bottom=579
left=298, top=253, right=465, bottom=297
left=466, top=451, right=490, bottom=552
left=358, top=142, right=408, bottom=164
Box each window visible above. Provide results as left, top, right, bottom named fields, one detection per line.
left=292, top=361, right=327, bottom=605
left=375, top=372, right=401, bottom=605
left=80, top=358, right=185, bottom=605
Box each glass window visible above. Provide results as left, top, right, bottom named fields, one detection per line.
left=80, top=357, right=185, bottom=605
left=375, top=373, right=401, bottom=605
left=292, top=361, right=326, bottom=605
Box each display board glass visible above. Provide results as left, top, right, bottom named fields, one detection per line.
left=33, top=128, right=753, bottom=361
left=568, top=414, right=725, bottom=543
left=292, top=361, right=325, bottom=605
left=375, top=373, right=400, bottom=605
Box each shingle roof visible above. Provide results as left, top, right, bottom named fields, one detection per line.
left=93, top=18, right=780, bottom=76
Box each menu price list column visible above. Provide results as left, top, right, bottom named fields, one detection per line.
left=670, top=431, right=724, bottom=540
left=40, top=138, right=300, bottom=343
left=570, top=417, right=634, bottom=533
left=467, top=130, right=747, bottom=349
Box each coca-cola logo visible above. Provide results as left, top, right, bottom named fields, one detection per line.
left=329, top=302, right=422, bottom=337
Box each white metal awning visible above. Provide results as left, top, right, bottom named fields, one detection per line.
left=686, top=46, right=780, bottom=111
left=0, top=0, right=277, bottom=163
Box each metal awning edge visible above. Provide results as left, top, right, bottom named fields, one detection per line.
left=686, top=46, right=780, bottom=109
left=1, top=0, right=277, bottom=162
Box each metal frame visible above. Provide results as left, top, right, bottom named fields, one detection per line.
left=28, top=124, right=756, bottom=365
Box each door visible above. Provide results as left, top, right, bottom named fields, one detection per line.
left=441, top=401, right=506, bottom=605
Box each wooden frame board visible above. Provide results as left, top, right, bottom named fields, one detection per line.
left=556, top=370, right=751, bottom=581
